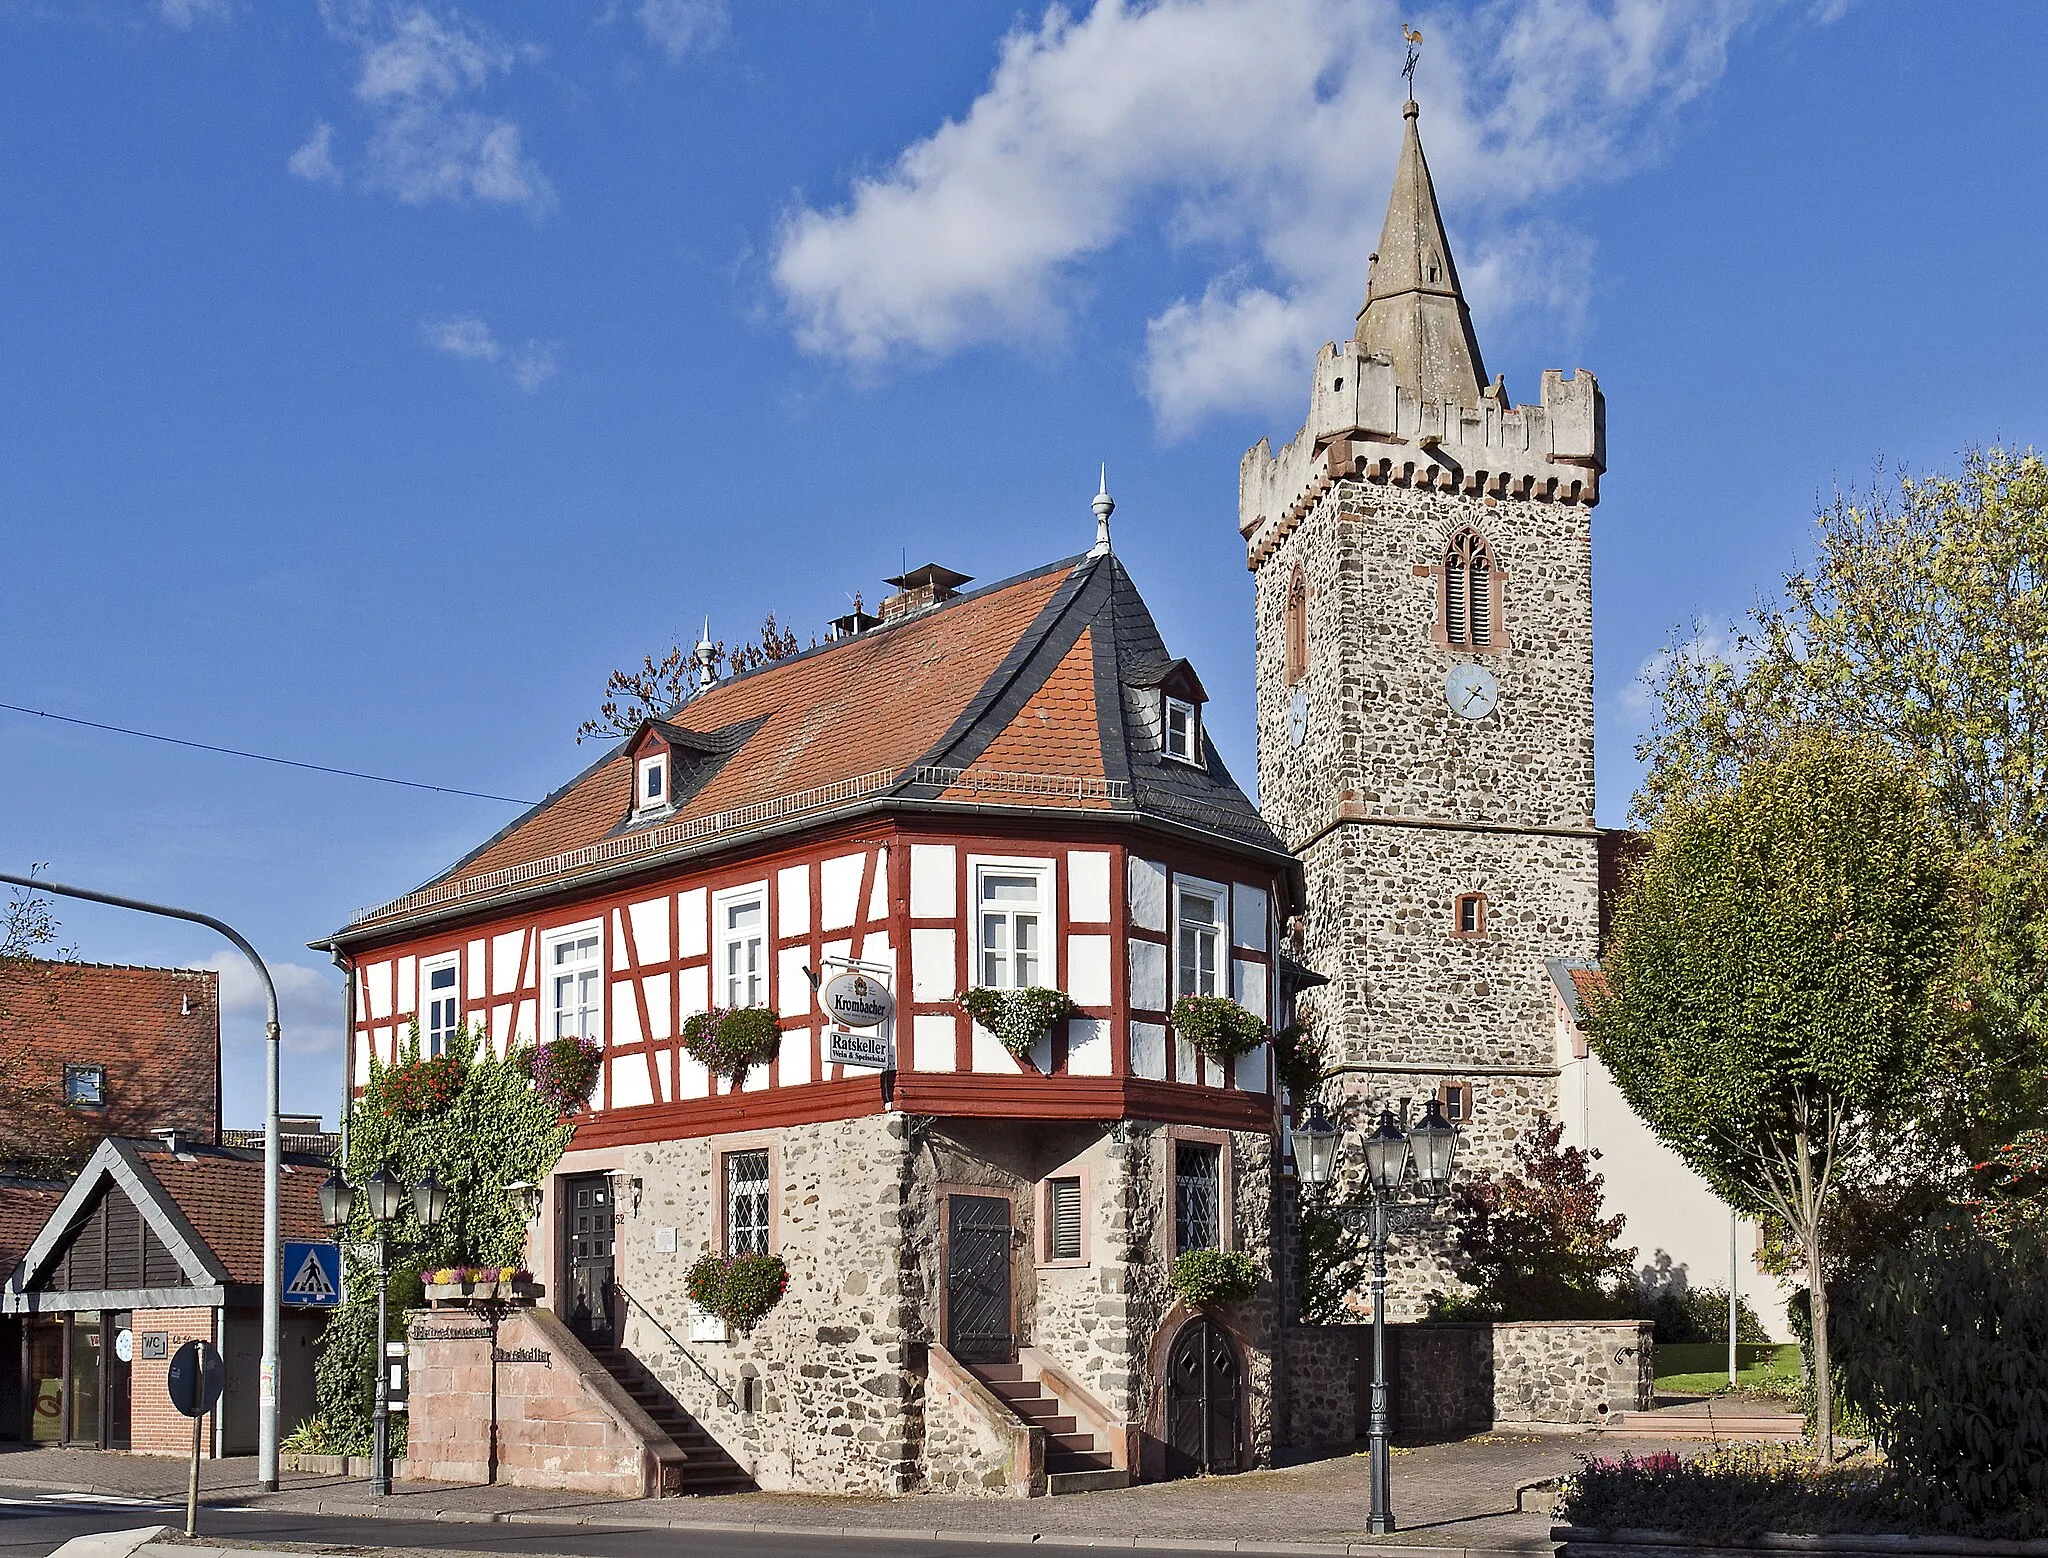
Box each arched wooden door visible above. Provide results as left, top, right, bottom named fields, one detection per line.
left=1165, top=1317, right=1242, bottom=1477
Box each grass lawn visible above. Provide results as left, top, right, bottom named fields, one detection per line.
left=1656, top=1342, right=1803, bottom=1399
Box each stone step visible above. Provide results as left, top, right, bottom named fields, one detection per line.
left=1048, top=1467, right=1130, bottom=1495
left=1047, top=1430, right=1097, bottom=1455
left=585, top=1346, right=757, bottom=1496
left=976, top=1362, right=1028, bottom=1384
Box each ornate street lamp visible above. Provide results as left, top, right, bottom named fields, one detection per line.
left=318, top=1169, right=354, bottom=1232
left=412, top=1168, right=449, bottom=1230
left=504, top=1180, right=544, bottom=1225
left=1295, top=1097, right=1461, bottom=1535
left=363, top=1164, right=405, bottom=1226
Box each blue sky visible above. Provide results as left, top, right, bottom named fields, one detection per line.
left=6, top=0, right=2045, bottom=1129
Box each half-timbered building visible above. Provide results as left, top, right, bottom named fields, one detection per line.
left=324, top=536, right=1298, bottom=1494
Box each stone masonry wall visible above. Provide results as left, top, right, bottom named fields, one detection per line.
left=1279, top=1325, right=1358, bottom=1447
left=618, top=1112, right=917, bottom=1495
left=924, top=1346, right=1039, bottom=1497
left=1249, top=468, right=1600, bottom=1317
left=1491, top=1320, right=1653, bottom=1429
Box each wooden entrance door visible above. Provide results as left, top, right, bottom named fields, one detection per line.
left=562, top=1174, right=616, bottom=1347
left=943, top=1195, right=1013, bottom=1363
left=1166, top=1316, right=1242, bottom=1477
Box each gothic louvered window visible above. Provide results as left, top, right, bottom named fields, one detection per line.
left=1284, top=566, right=1308, bottom=686
left=1442, top=529, right=1495, bottom=649
left=1047, top=1176, right=1082, bottom=1261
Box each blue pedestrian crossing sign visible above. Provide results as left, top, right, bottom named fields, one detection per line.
left=282, top=1242, right=342, bottom=1306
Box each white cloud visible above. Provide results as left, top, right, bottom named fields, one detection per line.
left=156, top=0, right=232, bottom=25
left=638, top=0, right=728, bottom=61
left=288, top=122, right=342, bottom=184
left=773, top=0, right=1836, bottom=432
left=423, top=313, right=559, bottom=392
left=198, top=950, right=340, bottom=1059
left=1618, top=615, right=1744, bottom=727
left=301, top=3, right=554, bottom=215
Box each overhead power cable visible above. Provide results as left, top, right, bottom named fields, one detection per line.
left=0, top=700, right=539, bottom=806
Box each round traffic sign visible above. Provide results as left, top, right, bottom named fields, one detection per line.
left=167, top=1340, right=225, bottom=1419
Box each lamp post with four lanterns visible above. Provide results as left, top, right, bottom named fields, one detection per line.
left=319, top=1164, right=449, bottom=1497
left=1292, top=1095, right=1460, bottom=1535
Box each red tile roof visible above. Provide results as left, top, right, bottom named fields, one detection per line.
left=1570, top=966, right=1610, bottom=1008
left=950, top=626, right=1112, bottom=804
left=135, top=1149, right=330, bottom=1285
left=0, top=1184, right=64, bottom=1277
left=0, top=963, right=220, bottom=1146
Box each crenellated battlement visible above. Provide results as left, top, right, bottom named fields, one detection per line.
left=1238, top=342, right=1604, bottom=568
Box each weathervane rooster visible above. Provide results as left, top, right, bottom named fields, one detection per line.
left=1401, top=23, right=1422, bottom=96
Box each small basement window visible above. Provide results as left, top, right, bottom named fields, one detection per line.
left=64, top=1063, right=107, bottom=1109
left=1164, top=696, right=1202, bottom=765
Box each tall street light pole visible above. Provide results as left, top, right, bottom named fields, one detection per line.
left=1, top=870, right=286, bottom=1490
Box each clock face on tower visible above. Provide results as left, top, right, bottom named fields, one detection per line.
left=1444, top=663, right=1501, bottom=721
left=1288, top=687, right=1309, bottom=747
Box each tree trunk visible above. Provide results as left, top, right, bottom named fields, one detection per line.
left=1795, top=1122, right=1834, bottom=1465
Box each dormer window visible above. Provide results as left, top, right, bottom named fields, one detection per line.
left=1164, top=696, right=1202, bottom=766
left=636, top=752, right=669, bottom=813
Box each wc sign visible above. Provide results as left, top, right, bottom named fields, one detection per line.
left=282, top=1242, right=342, bottom=1307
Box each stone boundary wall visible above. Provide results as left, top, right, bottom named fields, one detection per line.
left=925, top=1346, right=1042, bottom=1497
left=402, top=1304, right=677, bottom=1496
left=1279, top=1320, right=1654, bottom=1444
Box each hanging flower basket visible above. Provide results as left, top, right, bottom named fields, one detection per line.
left=1171, top=995, right=1268, bottom=1066
left=956, top=987, right=1077, bottom=1061
left=1171, top=1249, right=1261, bottom=1308
left=518, top=1035, right=603, bottom=1114
left=681, top=1006, right=785, bottom=1088
left=686, top=1252, right=789, bottom=1330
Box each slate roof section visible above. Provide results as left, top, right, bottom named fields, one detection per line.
left=1546, top=957, right=1606, bottom=1027
left=0, top=961, right=221, bottom=1148
left=341, top=551, right=1286, bottom=939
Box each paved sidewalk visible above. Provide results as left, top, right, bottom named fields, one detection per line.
left=0, top=1434, right=1693, bottom=1552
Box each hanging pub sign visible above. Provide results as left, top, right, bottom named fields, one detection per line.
left=821, top=970, right=893, bottom=1030
left=826, top=1028, right=892, bottom=1070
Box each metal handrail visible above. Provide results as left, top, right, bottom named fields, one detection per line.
left=608, top=1280, right=741, bottom=1415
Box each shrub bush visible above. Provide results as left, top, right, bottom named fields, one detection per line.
left=956, top=987, right=1076, bottom=1059
left=687, top=1252, right=790, bottom=1329
left=1171, top=1248, right=1261, bottom=1308
left=681, top=1006, right=784, bottom=1087
left=1641, top=1283, right=1771, bottom=1345
left=1169, top=995, right=1266, bottom=1064
left=1556, top=1445, right=1912, bottom=1538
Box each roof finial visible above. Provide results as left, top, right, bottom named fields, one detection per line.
left=1089, top=465, right=1115, bottom=558
left=693, top=616, right=718, bottom=694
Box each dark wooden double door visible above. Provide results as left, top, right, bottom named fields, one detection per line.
left=561, top=1174, right=616, bottom=1347
left=1166, top=1316, right=1242, bottom=1477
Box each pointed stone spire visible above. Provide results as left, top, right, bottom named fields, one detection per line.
left=1089, top=465, right=1115, bottom=558
left=1354, top=98, right=1488, bottom=408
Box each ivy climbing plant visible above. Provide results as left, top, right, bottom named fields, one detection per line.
left=299, top=1024, right=573, bottom=1456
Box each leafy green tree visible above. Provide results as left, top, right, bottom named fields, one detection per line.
left=1294, top=1176, right=1371, bottom=1324
left=0, top=884, right=94, bottom=1180
left=1588, top=735, right=1954, bottom=1461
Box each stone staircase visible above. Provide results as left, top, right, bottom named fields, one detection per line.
left=969, top=1362, right=1130, bottom=1494
left=588, top=1345, right=757, bottom=1494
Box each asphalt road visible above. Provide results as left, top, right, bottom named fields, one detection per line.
left=0, top=1485, right=1333, bottom=1558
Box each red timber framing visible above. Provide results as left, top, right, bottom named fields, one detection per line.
left=343, top=811, right=1284, bottom=1148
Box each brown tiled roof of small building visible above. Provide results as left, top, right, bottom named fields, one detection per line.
left=0, top=1184, right=64, bottom=1277
left=1569, top=966, right=1610, bottom=1007
left=0, top=962, right=220, bottom=1147
left=135, top=1149, right=330, bottom=1286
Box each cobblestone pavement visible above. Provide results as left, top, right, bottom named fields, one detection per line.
left=0, top=1434, right=1696, bottom=1551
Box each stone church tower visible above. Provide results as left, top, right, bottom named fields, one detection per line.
left=1241, top=98, right=1606, bottom=1315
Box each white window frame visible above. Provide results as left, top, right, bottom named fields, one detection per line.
left=714, top=884, right=769, bottom=1010
left=635, top=751, right=670, bottom=814
left=1173, top=876, right=1227, bottom=1000
left=1163, top=695, right=1203, bottom=766
left=969, top=857, right=1057, bottom=992
left=421, top=952, right=461, bottom=1057
left=543, top=922, right=604, bottom=1044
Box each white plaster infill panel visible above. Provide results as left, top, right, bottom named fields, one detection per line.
left=1067, top=1017, right=1111, bottom=1076
left=1129, top=941, right=1167, bottom=1012
left=820, top=854, right=864, bottom=930
left=610, top=1056, right=652, bottom=1109
left=492, top=932, right=524, bottom=996
left=676, top=887, right=707, bottom=959
left=675, top=1048, right=709, bottom=1100
left=778, top=865, right=811, bottom=937
left=367, top=961, right=393, bottom=1019
left=778, top=947, right=812, bottom=1018
left=971, top=1023, right=1023, bottom=1075
left=354, top=1041, right=371, bottom=1086
left=911, top=929, right=955, bottom=1002
left=1233, top=884, right=1270, bottom=951
left=779, top=1024, right=812, bottom=1086
left=1068, top=850, right=1111, bottom=923
left=610, top=913, right=630, bottom=973
left=396, top=955, right=416, bottom=1016
left=629, top=897, right=670, bottom=965
left=1129, top=1021, right=1167, bottom=1081
left=1233, top=959, right=1268, bottom=1023
left=913, top=1013, right=957, bottom=1073
left=910, top=844, right=956, bottom=918
left=678, top=965, right=708, bottom=1022
left=868, top=860, right=889, bottom=924
left=642, top=972, right=672, bottom=1041
left=610, top=985, right=643, bottom=1048
left=1068, top=934, right=1111, bottom=1007
left=466, top=939, right=486, bottom=999
left=1128, top=857, right=1168, bottom=933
